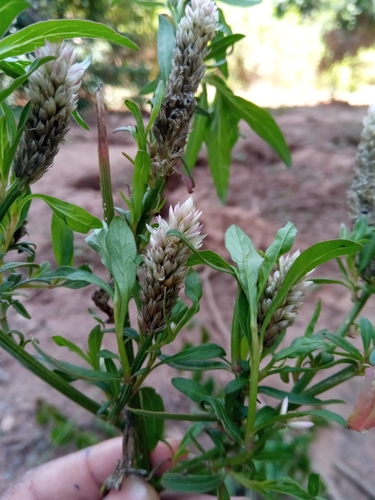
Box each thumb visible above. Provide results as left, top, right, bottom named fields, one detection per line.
left=105, top=476, right=160, bottom=500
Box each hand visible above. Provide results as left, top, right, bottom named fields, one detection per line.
left=0, top=437, right=246, bottom=500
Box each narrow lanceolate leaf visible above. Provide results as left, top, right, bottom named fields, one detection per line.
left=161, top=473, right=226, bottom=494
left=205, top=74, right=291, bottom=168
left=183, top=87, right=209, bottom=170
left=146, top=80, right=165, bottom=135
left=25, top=194, right=102, bottom=234
left=32, top=339, right=122, bottom=382
left=157, top=14, right=175, bottom=83
left=0, top=0, right=29, bottom=39
left=206, top=91, right=239, bottom=202
left=132, top=150, right=151, bottom=223
left=0, top=20, right=138, bottom=61
left=51, top=213, right=74, bottom=266
left=172, top=377, right=210, bottom=404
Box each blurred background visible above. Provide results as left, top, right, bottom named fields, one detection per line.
left=10, top=0, right=375, bottom=109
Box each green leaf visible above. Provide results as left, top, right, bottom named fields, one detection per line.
left=125, top=99, right=147, bottom=150
left=43, top=266, right=113, bottom=297
left=85, top=226, right=111, bottom=271
left=138, top=387, right=165, bottom=451
left=0, top=59, right=28, bottom=78
left=106, top=216, right=137, bottom=304
left=359, top=317, right=374, bottom=356
left=187, top=249, right=234, bottom=274
left=72, top=109, right=90, bottom=131
left=146, top=79, right=165, bottom=135
left=206, top=74, right=291, bottom=168
left=224, top=377, right=248, bottom=394
left=0, top=20, right=138, bottom=61
left=308, top=473, right=321, bottom=497
left=183, top=87, right=209, bottom=170
left=322, top=332, right=362, bottom=360
left=158, top=343, right=226, bottom=367
left=206, top=91, right=239, bottom=202
left=184, top=269, right=203, bottom=304
left=11, top=300, right=31, bottom=319
left=104, top=358, right=120, bottom=396
left=32, top=339, right=122, bottom=382
left=0, top=56, right=55, bottom=104
left=132, top=150, right=151, bottom=223
left=304, top=300, right=321, bottom=338
left=26, top=194, right=102, bottom=234
left=87, top=325, right=104, bottom=370
left=1, top=101, right=16, bottom=142
left=52, top=335, right=91, bottom=364
left=258, top=222, right=297, bottom=297
left=51, top=213, right=74, bottom=266
left=0, top=261, right=40, bottom=274
left=258, top=386, right=342, bottom=406
left=230, top=474, right=314, bottom=500
left=162, top=473, right=226, bottom=494
left=200, top=396, right=243, bottom=443
left=172, top=377, right=210, bottom=404
left=0, top=0, right=29, bottom=38
left=157, top=15, right=175, bottom=83
left=206, top=34, right=245, bottom=61
left=260, top=239, right=362, bottom=341
left=273, top=336, right=327, bottom=362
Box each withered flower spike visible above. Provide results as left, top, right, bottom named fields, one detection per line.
left=14, top=42, right=86, bottom=185
left=139, top=197, right=204, bottom=335
left=152, top=0, right=218, bottom=178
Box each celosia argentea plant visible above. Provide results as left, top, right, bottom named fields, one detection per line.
left=1, top=0, right=375, bottom=498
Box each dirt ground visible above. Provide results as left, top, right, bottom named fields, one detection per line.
left=1, top=102, right=375, bottom=498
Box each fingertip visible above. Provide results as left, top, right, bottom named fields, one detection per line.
left=105, top=476, right=160, bottom=500
left=150, top=439, right=180, bottom=475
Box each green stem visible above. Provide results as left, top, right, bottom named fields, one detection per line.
left=96, top=84, right=115, bottom=226
left=231, top=285, right=242, bottom=371
left=114, top=293, right=131, bottom=383
left=0, top=180, right=26, bottom=225
left=336, top=286, right=371, bottom=337
left=0, top=332, right=105, bottom=419
left=0, top=302, right=10, bottom=333
left=245, top=309, right=262, bottom=447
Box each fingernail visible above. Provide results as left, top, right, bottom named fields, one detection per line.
left=106, top=476, right=160, bottom=500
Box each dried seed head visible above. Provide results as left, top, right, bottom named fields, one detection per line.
left=348, top=104, right=375, bottom=226
left=14, top=42, right=86, bottom=184
left=152, top=0, right=218, bottom=177
left=139, top=197, right=204, bottom=335
left=258, top=251, right=313, bottom=348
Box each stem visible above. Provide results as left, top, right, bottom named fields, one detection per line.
left=245, top=307, right=262, bottom=447
left=96, top=84, right=115, bottom=226
left=0, top=332, right=105, bottom=420
left=0, top=180, right=26, bottom=225
left=114, top=293, right=131, bottom=383
left=0, top=302, right=10, bottom=332
left=231, top=286, right=242, bottom=371
left=336, top=286, right=371, bottom=337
